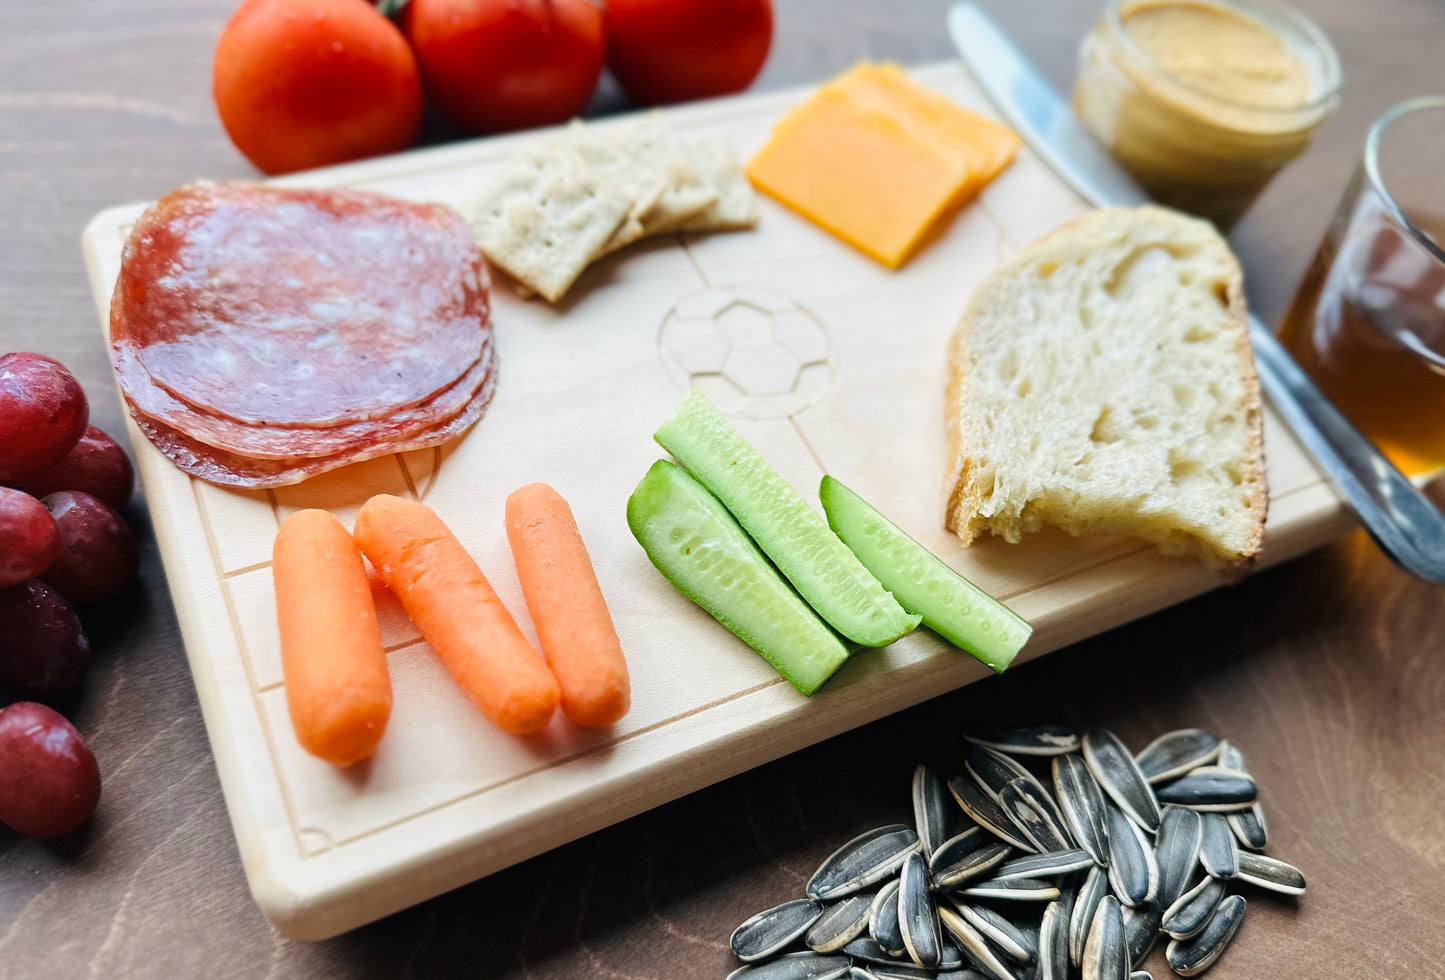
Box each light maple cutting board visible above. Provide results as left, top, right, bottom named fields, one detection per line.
left=81, top=63, right=1353, bottom=939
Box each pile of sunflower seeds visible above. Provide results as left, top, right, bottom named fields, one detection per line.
left=726, top=726, right=1305, bottom=979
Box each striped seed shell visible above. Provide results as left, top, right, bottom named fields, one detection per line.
left=1198, top=813, right=1238, bottom=878
left=965, top=725, right=1081, bottom=757
left=993, top=848, right=1095, bottom=881
left=1131, top=973, right=1152, bottom=980
left=862, top=963, right=951, bottom=980
left=844, top=936, right=967, bottom=971
left=998, top=780, right=1073, bottom=852
left=1134, top=729, right=1221, bottom=784
left=899, top=853, right=942, bottom=968
left=1214, top=740, right=1246, bottom=773
left=1053, top=753, right=1111, bottom=867
left=1083, top=730, right=1162, bottom=833
left=808, top=825, right=921, bottom=900
left=1070, top=865, right=1110, bottom=968
left=869, top=879, right=905, bottom=955
left=948, top=902, right=1035, bottom=963
left=1234, top=851, right=1306, bottom=896
left=966, top=747, right=1035, bottom=802
left=1105, top=803, right=1159, bottom=908
left=1121, top=902, right=1161, bottom=969
left=949, top=775, right=1036, bottom=851
left=930, top=827, right=989, bottom=875
left=726, top=951, right=853, bottom=980
left=914, top=764, right=958, bottom=860
left=938, top=907, right=1021, bottom=980
left=1154, top=767, right=1257, bottom=811
left=732, top=899, right=824, bottom=962
left=1166, top=894, right=1246, bottom=976
left=1162, top=875, right=1228, bottom=940
left=848, top=968, right=876, bottom=980
left=1228, top=805, right=1269, bottom=851
left=806, top=893, right=875, bottom=953
left=1038, top=899, right=1070, bottom=980
left=958, top=877, right=1061, bottom=902
left=932, top=840, right=1013, bottom=891
left=1052, top=882, right=1076, bottom=952
left=1006, top=777, right=1075, bottom=847
left=1154, top=806, right=1203, bottom=909
left=1082, top=894, right=1128, bottom=980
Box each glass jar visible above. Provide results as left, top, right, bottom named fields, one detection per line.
left=1073, top=0, right=1340, bottom=228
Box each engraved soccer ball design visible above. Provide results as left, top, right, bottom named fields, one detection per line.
left=657, top=285, right=834, bottom=420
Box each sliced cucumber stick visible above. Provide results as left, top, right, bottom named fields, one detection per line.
left=627, top=460, right=850, bottom=695
left=819, top=475, right=1032, bottom=672
left=654, top=390, right=919, bottom=647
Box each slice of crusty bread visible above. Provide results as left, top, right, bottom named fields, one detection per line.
left=944, top=205, right=1267, bottom=574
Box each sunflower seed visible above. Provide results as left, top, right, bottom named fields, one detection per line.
left=958, top=877, right=1061, bottom=902
left=1162, top=875, right=1228, bottom=940
left=808, top=825, right=922, bottom=901
left=1038, top=899, right=1070, bottom=980
left=1053, top=753, right=1111, bottom=867
left=1154, top=806, right=1203, bottom=909
left=993, top=848, right=1095, bottom=881
left=1052, top=882, right=1076, bottom=949
left=1154, top=767, right=1257, bottom=811
left=1198, top=813, right=1238, bottom=879
left=1227, top=805, right=1269, bottom=851
left=915, top=765, right=958, bottom=860
left=1083, top=731, right=1162, bottom=833
left=949, top=775, right=1036, bottom=851
left=938, top=907, right=1023, bottom=980
left=848, top=968, right=877, bottom=980
left=732, top=899, right=824, bottom=962
left=1121, top=902, right=1161, bottom=969
left=1070, top=865, right=1109, bottom=969
left=899, top=853, right=942, bottom=968
left=999, top=780, right=1073, bottom=852
left=1133, top=729, right=1221, bottom=784
left=966, top=747, right=1036, bottom=802
left=1105, top=803, right=1158, bottom=908
left=863, top=963, right=943, bottom=980
left=965, top=725, right=1080, bottom=757
left=1082, top=894, right=1127, bottom=980
left=948, top=902, right=1035, bottom=963
left=930, top=827, right=988, bottom=872
left=1131, top=973, right=1152, bottom=980
left=932, top=841, right=1013, bottom=891
left=1214, top=740, right=1246, bottom=773
left=807, top=893, right=875, bottom=953
left=726, top=951, right=853, bottom=980
left=1166, top=894, right=1246, bottom=976
left=870, top=879, right=905, bottom=956
left=1234, top=851, right=1306, bottom=896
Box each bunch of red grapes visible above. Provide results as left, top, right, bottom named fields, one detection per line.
left=0, top=352, right=140, bottom=840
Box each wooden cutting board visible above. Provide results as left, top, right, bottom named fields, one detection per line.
left=80, top=63, right=1352, bottom=940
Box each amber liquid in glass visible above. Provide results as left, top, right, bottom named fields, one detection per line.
left=1279, top=209, right=1445, bottom=475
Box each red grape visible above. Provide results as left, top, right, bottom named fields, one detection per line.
left=0, top=701, right=100, bottom=838
left=0, top=353, right=89, bottom=483
left=0, top=488, right=59, bottom=588
left=15, top=425, right=133, bottom=510
left=0, top=580, right=89, bottom=697
left=39, top=491, right=139, bottom=603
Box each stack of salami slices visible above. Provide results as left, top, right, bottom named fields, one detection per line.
left=109, top=182, right=497, bottom=488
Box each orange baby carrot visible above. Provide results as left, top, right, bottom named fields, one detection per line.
left=504, top=483, right=631, bottom=727
left=353, top=494, right=559, bottom=735
left=272, top=509, right=392, bottom=766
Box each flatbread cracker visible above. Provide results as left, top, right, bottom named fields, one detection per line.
left=462, top=148, right=630, bottom=303
left=632, top=119, right=720, bottom=235
left=674, top=138, right=760, bottom=232
left=562, top=118, right=672, bottom=257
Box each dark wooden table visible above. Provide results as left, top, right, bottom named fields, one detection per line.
left=4, top=0, right=1443, bottom=976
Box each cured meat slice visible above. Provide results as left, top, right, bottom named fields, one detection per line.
left=112, top=181, right=487, bottom=428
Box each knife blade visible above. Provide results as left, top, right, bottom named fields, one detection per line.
left=948, top=2, right=1445, bottom=581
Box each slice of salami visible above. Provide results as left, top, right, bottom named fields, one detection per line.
left=112, top=181, right=487, bottom=428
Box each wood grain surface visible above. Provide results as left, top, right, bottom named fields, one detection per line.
left=2, top=0, right=1443, bottom=976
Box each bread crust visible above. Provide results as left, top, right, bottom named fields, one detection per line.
left=943, top=205, right=1268, bottom=577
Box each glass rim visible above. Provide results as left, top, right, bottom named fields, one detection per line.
left=1363, top=96, right=1445, bottom=268
left=1103, top=0, right=1342, bottom=117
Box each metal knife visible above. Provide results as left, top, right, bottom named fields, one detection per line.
left=948, top=2, right=1445, bottom=582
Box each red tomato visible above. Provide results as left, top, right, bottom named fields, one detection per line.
left=605, top=0, right=773, bottom=106
left=405, top=0, right=605, bottom=135
left=213, top=0, right=423, bottom=175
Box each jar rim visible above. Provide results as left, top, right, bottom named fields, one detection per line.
left=1102, top=0, right=1342, bottom=118
left=1364, top=96, right=1445, bottom=268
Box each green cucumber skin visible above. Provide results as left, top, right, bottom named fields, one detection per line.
left=819, top=475, right=1032, bottom=673
left=627, top=460, right=850, bottom=696
left=654, top=390, right=918, bottom=647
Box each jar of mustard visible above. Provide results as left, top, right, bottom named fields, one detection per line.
left=1073, top=0, right=1340, bottom=228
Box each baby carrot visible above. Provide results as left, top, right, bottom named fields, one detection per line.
left=504, top=483, right=631, bottom=727
left=272, top=509, right=392, bottom=766
left=353, top=494, right=559, bottom=735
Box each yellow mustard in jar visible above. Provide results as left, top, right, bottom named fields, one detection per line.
left=1073, top=0, right=1340, bottom=228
